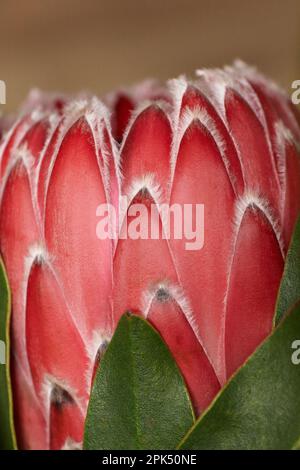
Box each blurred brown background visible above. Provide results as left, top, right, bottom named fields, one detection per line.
left=0, top=0, right=299, bottom=112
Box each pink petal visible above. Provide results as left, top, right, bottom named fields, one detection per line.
left=37, top=121, right=62, bottom=218
left=45, top=118, right=113, bottom=338
left=224, top=205, right=284, bottom=379
left=0, top=163, right=39, bottom=369
left=19, top=118, right=50, bottom=167
left=113, top=191, right=178, bottom=326
left=11, top=357, right=47, bottom=450
left=170, top=121, right=235, bottom=382
left=49, top=385, right=84, bottom=450
left=25, top=260, right=89, bottom=401
left=248, top=82, right=284, bottom=178
left=225, top=89, right=281, bottom=216
left=112, top=94, right=134, bottom=142
left=180, top=86, right=244, bottom=195
left=147, top=291, right=220, bottom=415
left=121, top=105, right=172, bottom=201
left=0, top=116, right=33, bottom=177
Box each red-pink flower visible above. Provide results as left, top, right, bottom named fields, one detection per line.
left=0, top=62, right=299, bottom=449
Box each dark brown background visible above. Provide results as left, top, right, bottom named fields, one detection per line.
left=0, top=0, right=299, bottom=111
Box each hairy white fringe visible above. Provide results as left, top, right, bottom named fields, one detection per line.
left=126, top=173, right=163, bottom=207
left=61, top=438, right=82, bottom=450
left=0, top=107, right=54, bottom=183
left=231, top=60, right=300, bottom=141
left=0, top=119, right=21, bottom=162
left=0, top=114, right=36, bottom=181
left=86, top=98, right=122, bottom=245
left=273, top=120, right=294, bottom=186
left=30, top=109, right=47, bottom=124
left=24, top=243, right=52, bottom=269
left=168, top=75, right=241, bottom=194
left=39, top=97, right=121, bottom=223
left=42, top=374, right=86, bottom=446
left=233, top=191, right=284, bottom=256
left=200, top=67, right=270, bottom=152
left=38, top=99, right=94, bottom=215
left=32, top=114, right=61, bottom=222
left=225, top=63, right=279, bottom=164
left=119, top=98, right=171, bottom=160
left=23, top=245, right=90, bottom=374
left=196, top=64, right=269, bottom=133
left=274, top=120, right=295, bottom=152
left=85, top=330, right=111, bottom=362
left=38, top=100, right=91, bottom=216
left=9, top=143, right=35, bottom=172
left=221, top=191, right=285, bottom=375
left=195, top=68, right=227, bottom=117
left=13, top=244, right=52, bottom=428
left=22, top=244, right=53, bottom=315
left=182, top=106, right=227, bottom=162
left=143, top=281, right=192, bottom=319
left=170, top=105, right=232, bottom=192
left=0, top=113, right=60, bottom=244
left=84, top=330, right=111, bottom=390
left=274, top=120, right=299, bottom=217
left=225, top=66, right=269, bottom=126
left=117, top=173, right=170, bottom=252
left=118, top=174, right=191, bottom=319
left=0, top=109, right=59, bottom=220
left=11, top=351, right=44, bottom=416
left=85, top=97, right=121, bottom=194
left=43, top=375, right=86, bottom=413
left=33, top=112, right=61, bottom=188
left=196, top=64, right=282, bottom=188
left=167, top=75, right=188, bottom=131
left=231, top=60, right=287, bottom=98
left=167, top=76, right=189, bottom=182
left=118, top=98, right=172, bottom=204
left=0, top=144, right=36, bottom=206
left=142, top=281, right=209, bottom=357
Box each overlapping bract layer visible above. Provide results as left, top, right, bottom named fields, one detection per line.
left=0, top=62, right=299, bottom=449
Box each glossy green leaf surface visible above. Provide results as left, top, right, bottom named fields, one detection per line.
left=0, top=258, right=16, bottom=449
left=179, top=304, right=300, bottom=450
left=275, top=216, right=300, bottom=325
left=84, top=313, right=195, bottom=450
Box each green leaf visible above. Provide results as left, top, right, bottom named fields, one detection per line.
left=0, top=258, right=17, bottom=449
left=84, top=313, right=195, bottom=450
left=292, top=436, right=300, bottom=450
left=275, top=215, right=300, bottom=325
left=178, top=304, right=300, bottom=450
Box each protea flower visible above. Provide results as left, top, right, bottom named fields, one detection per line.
left=0, top=61, right=300, bottom=450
